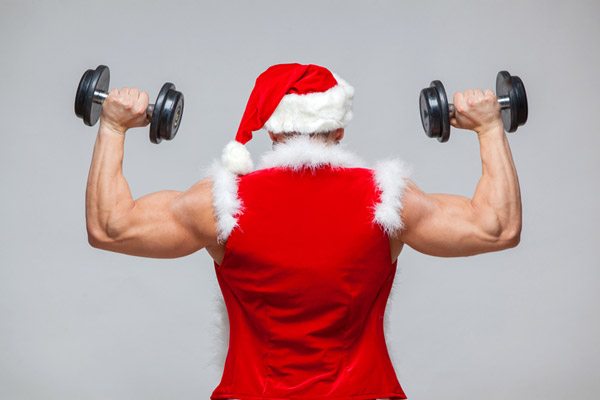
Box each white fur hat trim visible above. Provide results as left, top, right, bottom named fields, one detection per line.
left=263, top=73, right=354, bottom=134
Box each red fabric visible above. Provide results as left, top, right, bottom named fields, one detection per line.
left=234, top=64, right=339, bottom=145
left=211, top=165, right=407, bottom=400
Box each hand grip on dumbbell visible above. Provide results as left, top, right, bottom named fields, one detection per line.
left=419, top=71, right=528, bottom=142
left=74, top=65, right=184, bottom=144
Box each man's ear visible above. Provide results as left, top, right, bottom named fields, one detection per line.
left=268, top=131, right=277, bottom=142
left=335, top=128, right=345, bottom=141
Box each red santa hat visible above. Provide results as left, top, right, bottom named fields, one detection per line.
left=221, top=63, right=355, bottom=175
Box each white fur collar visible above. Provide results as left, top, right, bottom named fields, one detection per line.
left=257, top=135, right=366, bottom=171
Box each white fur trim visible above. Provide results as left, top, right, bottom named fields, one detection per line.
left=372, top=159, right=413, bottom=237
left=221, top=140, right=254, bottom=175
left=208, top=287, right=229, bottom=372
left=205, top=160, right=243, bottom=243
left=263, top=73, right=354, bottom=134
left=258, top=134, right=365, bottom=171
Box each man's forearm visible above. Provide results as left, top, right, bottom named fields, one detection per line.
left=471, top=126, right=522, bottom=242
left=85, top=123, right=135, bottom=241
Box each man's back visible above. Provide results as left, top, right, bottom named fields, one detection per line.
left=208, top=138, right=409, bottom=399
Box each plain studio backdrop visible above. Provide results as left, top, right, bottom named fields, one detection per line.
left=1, top=0, right=598, bottom=399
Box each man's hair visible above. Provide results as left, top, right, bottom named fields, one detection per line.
left=279, top=131, right=335, bottom=141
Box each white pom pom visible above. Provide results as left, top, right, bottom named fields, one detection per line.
left=221, top=140, right=254, bottom=175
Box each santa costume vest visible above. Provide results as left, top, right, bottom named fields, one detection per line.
left=207, top=136, right=411, bottom=400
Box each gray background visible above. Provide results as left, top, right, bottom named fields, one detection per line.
left=1, top=0, right=598, bottom=399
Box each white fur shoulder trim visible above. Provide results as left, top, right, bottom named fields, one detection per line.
left=372, top=158, right=412, bottom=237
left=205, top=160, right=244, bottom=243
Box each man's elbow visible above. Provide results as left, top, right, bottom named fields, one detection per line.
left=498, top=223, right=522, bottom=249
left=478, top=210, right=521, bottom=251
left=87, top=226, right=112, bottom=249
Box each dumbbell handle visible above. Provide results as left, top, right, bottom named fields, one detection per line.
left=93, top=89, right=155, bottom=118
left=448, top=95, right=510, bottom=116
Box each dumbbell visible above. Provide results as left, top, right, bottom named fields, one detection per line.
left=74, top=65, right=184, bottom=144
left=419, top=71, right=528, bottom=142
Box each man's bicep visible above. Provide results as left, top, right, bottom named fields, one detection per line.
left=399, top=180, right=505, bottom=257
left=94, top=179, right=219, bottom=258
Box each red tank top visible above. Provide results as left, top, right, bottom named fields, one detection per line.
left=208, top=137, right=410, bottom=400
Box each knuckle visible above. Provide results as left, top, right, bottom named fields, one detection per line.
left=108, top=88, right=119, bottom=100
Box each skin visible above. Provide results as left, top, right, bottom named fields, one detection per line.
left=86, top=87, right=521, bottom=265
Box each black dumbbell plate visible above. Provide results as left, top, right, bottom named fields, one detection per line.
left=496, top=70, right=528, bottom=133
left=419, top=86, right=441, bottom=139
left=74, top=69, right=93, bottom=120
left=510, top=75, right=528, bottom=128
left=75, top=65, right=110, bottom=126
left=150, top=83, right=184, bottom=144
left=419, top=80, right=450, bottom=142
left=431, top=80, right=450, bottom=142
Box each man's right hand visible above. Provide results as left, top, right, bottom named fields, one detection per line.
left=99, top=87, right=151, bottom=136
left=450, top=88, right=504, bottom=135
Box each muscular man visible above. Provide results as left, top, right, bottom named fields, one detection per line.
left=86, top=64, right=521, bottom=400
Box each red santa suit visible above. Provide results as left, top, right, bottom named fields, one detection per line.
left=206, top=64, right=412, bottom=399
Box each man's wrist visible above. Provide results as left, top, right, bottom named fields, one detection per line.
left=477, top=124, right=505, bottom=140
left=98, top=121, right=127, bottom=138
